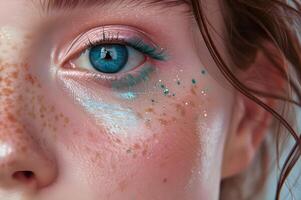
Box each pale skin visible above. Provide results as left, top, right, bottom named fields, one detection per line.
left=0, top=0, right=281, bottom=200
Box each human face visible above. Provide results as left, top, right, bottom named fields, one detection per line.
left=0, top=1, right=234, bottom=199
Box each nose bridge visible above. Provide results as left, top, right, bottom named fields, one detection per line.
left=0, top=25, right=34, bottom=171
left=0, top=26, right=33, bottom=123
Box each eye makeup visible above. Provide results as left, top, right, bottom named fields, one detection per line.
left=58, top=25, right=167, bottom=92
left=111, top=63, right=155, bottom=90
left=62, top=25, right=167, bottom=65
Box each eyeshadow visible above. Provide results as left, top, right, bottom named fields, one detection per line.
left=111, top=64, right=155, bottom=90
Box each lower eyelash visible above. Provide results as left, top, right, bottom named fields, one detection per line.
left=111, top=63, right=156, bottom=90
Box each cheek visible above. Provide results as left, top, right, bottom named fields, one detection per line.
left=53, top=57, right=233, bottom=199
left=0, top=27, right=68, bottom=145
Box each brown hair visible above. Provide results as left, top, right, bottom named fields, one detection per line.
left=189, top=0, right=301, bottom=199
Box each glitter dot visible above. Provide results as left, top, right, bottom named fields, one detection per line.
left=177, top=80, right=181, bottom=85
left=192, top=79, right=196, bottom=84
left=201, top=70, right=206, bottom=75
left=151, top=99, right=155, bottom=103
left=163, top=88, right=169, bottom=95
left=160, top=84, right=165, bottom=89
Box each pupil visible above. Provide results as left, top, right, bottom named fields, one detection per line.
left=104, top=51, right=112, bottom=60
left=89, top=44, right=128, bottom=74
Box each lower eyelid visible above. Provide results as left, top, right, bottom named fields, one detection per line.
left=110, top=62, right=156, bottom=90
left=59, top=58, right=156, bottom=90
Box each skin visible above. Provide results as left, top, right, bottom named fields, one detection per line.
left=0, top=0, right=278, bottom=199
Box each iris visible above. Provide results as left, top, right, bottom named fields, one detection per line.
left=89, top=44, right=129, bottom=73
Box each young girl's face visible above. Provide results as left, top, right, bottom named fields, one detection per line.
left=0, top=1, right=235, bottom=199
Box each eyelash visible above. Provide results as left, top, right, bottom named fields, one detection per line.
left=83, top=33, right=167, bottom=61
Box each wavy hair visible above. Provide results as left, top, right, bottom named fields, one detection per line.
left=190, top=0, right=301, bottom=199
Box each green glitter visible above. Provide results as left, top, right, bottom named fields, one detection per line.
left=163, top=88, right=169, bottom=95
left=192, top=79, right=196, bottom=84
left=160, top=84, right=165, bottom=89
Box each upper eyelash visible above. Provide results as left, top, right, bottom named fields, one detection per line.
left=83, top=31, right=168, bottom=61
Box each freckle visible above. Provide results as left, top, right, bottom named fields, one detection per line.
left=118, top=180, right=128, bottom=192
left=20, top=146, right=27, bottom=153
left=175, top=104, right=186, bottom=116
left=145, top=108, right=154, bottom=113
left=201, top=69, right=206, bottom=75
left=50, top=106, right=55, bottom=112
left=2, top=88, right=14, bottom=95
left=64, top=117, right=70, bottom=124
left=126, top=149, right=132, bottom=154
left=134, top=143, right=141, bottom=149
left=115, top=138, right=121, bottom=144
left=136, top=112, right=143, bottom=119
left=23, top=63, right=30, bottom=70
left=158, top=118, right=169, bottom=126
left=132, top=154, right=137, bottom=159
left=7, top=113, right=17, bottom=123
left=142, top=149, right=147, bottom=156
left=190, top=87, right=197, bottom=95
left=25, top=74, right=36, bottom=85
left=11, top=71, right=19, bottom=78
left=163, top=178, right=167, bottom=183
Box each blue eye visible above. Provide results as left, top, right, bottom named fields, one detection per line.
left=74, top=43, right=147, bottom=75
left=89, top=44, right=128, bottom=73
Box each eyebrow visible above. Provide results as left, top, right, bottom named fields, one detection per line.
left=40, top=0, right=190, bottom=11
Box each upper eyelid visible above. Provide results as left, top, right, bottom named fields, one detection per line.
left=60, top=25, right=167, bottom=65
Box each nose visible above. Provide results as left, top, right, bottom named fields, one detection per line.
left=0, top=121, right=57, bottom=190
left=0, top=26, right=57, bottom=191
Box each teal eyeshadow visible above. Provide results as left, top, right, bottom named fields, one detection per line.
left=128, top=37, right=167, bottom=61
left=111, top=64, right=155, bottom=90
left=119, top=91, right=137, bottom=100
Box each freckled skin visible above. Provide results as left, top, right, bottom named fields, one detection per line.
left=0, top=1, right=235, bottom=200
